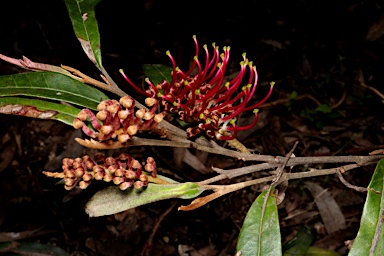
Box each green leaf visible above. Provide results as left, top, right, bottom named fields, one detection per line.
left=0, top=241, right=69, bottom=256
left=236, top=187, right=282, bottom=256
left=349, top=158, right=384, bottom=256
left=0, top=97, right=81, bottom=126
left=289, top=91, right=298, bottom=100
left=0, top=72, right=109, bottom=110
left=315, top=104, right=332, bottom=113
left=142, top=64, right=173, bottom=85
left=284, top=225, right=316, bottom=255
left=63, top=0, right=102, bottom=68
left=85, top=178, right=205, bottom=217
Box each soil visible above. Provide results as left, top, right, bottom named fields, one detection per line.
left=1, top=0, right=384, bottom=255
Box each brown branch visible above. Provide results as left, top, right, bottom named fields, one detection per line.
left=335, top=167, right=367, bottom=193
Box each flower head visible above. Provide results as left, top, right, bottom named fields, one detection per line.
left=121, top=36, right=274, bottom=140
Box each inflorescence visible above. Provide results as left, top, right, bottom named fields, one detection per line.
left=43, top=153, right=157, bottom=190
left=120, top=36, right=274, bottom=140
left=72, top=96, right=166, bottom=143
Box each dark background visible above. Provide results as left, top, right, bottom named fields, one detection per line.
left=0, top=0, right=384, bottom=255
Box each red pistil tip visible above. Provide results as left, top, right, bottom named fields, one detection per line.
left=242, top=52, right=247, bottom=57
left=203, top=44, right=208, bottom=49
left=253, top=109, right=260, bottom=114
left=230, top=119, right=236, bottom=125
left=224, top=82, right=230, bottom=88
left=270, top=81, right=276, bottom=86
left=166, top=50, right=171, bottom=56
left=199, top=113, right=205, bottom=119
left=192, top=35, right=196, bottom=40
left=195, top=89, right=200, bottom=95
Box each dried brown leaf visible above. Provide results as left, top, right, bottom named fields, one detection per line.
left=305, top=181, right=346, bottom=234
left=0, top=104, right=58, bottom=119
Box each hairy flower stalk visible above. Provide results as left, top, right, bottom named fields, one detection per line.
left=43, top=153, right=157, bottom=190
left=120, top=36, right=274, bottom=140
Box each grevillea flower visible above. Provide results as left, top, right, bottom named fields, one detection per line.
left=120, top=36, right=274, bottom=140
left=72, top=96, right=166, bottom=143
left=43, top=153, right=157, bottom=190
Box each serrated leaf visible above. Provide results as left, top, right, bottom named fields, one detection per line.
left=63, top=0, right=102, bottom=68
left=142, top=64, right=173, bottom=85
left=236, top=187, right=282, bottom=256
left=349, top=158, right=384, bottom=256
left=0, top=241, right=69, bottom=256
left=0, top=97, right=81, bottom=126
left=0, top=72, right=108, bottom=110
left=85, top=179, right=205, bottom=217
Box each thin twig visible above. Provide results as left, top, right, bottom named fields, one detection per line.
left=140, top=201, right=177, bottom=256
left=335, top=167, right=367, bottom=193
left=273, top=141, right=299, bottom=183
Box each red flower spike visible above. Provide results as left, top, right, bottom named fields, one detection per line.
left=120, top=36, right=273, bottom=140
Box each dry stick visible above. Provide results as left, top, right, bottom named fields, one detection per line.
left=335, top=167, right=367, bottom=193
left=140, top=201, right=178, bottom=256
left=181, top=163, right=366, bottom=211
left=273, top=141, right=299, bottom=183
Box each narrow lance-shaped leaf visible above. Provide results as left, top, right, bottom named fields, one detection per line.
left=0, top=72, right=109, bottom=110
left=236, top=186, right=282, bottom=256
left=85, top=180, right=205, bottom=217
left=0, top=97, right=81, bottom=126
left=349, top=158, right=384, bottom=256
left=63, top=0, right=102, bottom=68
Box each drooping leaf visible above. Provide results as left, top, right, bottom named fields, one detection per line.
left=142, top=64, right=173, bottom=85
left=0, top=241, right=69, bottom=256
left=349, top=158, right=384, bottom=256
left=85, top=178, right=205, bottom=217
left=0, top=72, right=108, bottom=110
left=63, top=0, right=102, bottom=68
left=236, top=186, right=282, bottom=256
left=0, top=97, right=81, bottom=126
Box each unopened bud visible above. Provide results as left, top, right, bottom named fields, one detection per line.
left=79, top=180, right=91, bottom=189
left=154, top=112, right=165, bottom=123
left=77, top=110, right=88, bottom=121
left=113, top=176, right=125, bottom=185
left=118, top=109, right=129, bottom=119
left=145, top=97, right=157, bottom=107
left=125, top=170, right=137, bottom=179
left=134, top=180, right=144, bottom=189
left=143, top=111, right=155, bottom=120
left=131, top=159, right=141, bottom=169
left=115, top=168, right=126, bottom=177
left=127, top=125, right=139, bottom=136
left=135, top=109, right=146, bottom=119
left=64, top=170, right=76, bottom=178
left=106, top=103, right=120, bottom=114
left=82, top=173, right=93, bottom=182
left=118, top=134, right=130, bottom=143
left=64, top=177, right=76, bottom=186
left=97, top=101, right=108, bottom=111
left=96, top=110, right=108, bottom=121
left=119, top=181, right=133, bottom=190
left=100, top=125, right=113, bottom=135
left=74, top=167, right=85, bottom=177
left=139, top=174, right=148, bottom=182
left=103, top=174, right=113, bottom=182
left=120, top=96, right=134, bottom=109
left=73, top=118, right=84, bottom=129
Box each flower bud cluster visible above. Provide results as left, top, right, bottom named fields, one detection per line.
left=73, top=96, right=166, bottom=143
left=42, top=153, right=157, bottom=191
left=121, top=36, right=274, bottom=140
